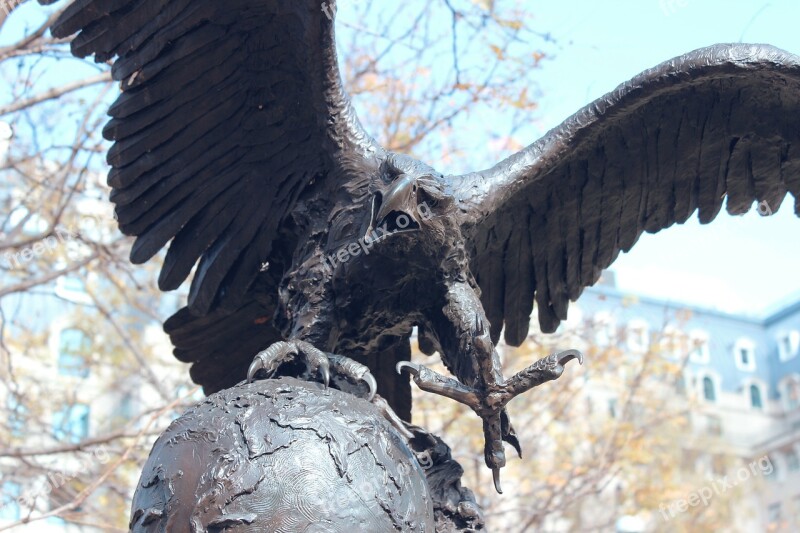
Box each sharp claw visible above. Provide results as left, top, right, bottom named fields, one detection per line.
left=492, top=468, right=503, bottom=494
left=557, top=349, right=584, bottom=366
left=363, top=372, right=378, bottom=402
left=505, top=434, right=522, bottom=459
left=396, top=361, right=420, bottom=376
left=247, top=356, right=264, bottom=383
left=320, top=361, right=331, bottom=389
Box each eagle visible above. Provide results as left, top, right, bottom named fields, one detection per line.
left=44, top=0, right=800, bottom=493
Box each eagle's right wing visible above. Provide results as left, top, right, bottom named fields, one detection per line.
left=450, top=44, right=800, bottom=344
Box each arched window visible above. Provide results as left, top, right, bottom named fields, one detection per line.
left=52, top=404, right=90, bottom=443
left=784, top=378, right=800, bottom=410
left=750, top=384, right=763, bottom=409
left=58, top=328, right=90, bottom=378
left=703, top=377, right=716, bottom=402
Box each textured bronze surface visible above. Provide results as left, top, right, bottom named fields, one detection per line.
left=42, top=0, right=800, bottom=525
left=130, top=378, right=484, bottom=532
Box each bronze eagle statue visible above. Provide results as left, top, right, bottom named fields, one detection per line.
left=43, top=0, right=800, bottom=493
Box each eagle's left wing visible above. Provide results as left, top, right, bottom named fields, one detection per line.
left=40, top=0, right=381, bottom=316
left=39, top=0, right=394, bottom=396
left=451, top=44, right=800, bottom=345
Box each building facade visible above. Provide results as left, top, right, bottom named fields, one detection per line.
left=2, top=200, right=799, bottom=533
left=574, top=274, right=800, bottom=532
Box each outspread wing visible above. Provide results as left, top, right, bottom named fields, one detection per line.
left=43, top=0, right=379, bottom=316
left=452, top=44, right=800, bottom=345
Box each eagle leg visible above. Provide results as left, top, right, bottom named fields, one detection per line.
left=399, top=280, right=584, bottom=492
left=503, top=350, right=584, bottom=399
left=247, top=340, right=377, bottom=401
left=246, top=340, right=415, bottom=438
left=398, top=349, right=583, bottom=494
left=397, top=361, right=508, bottom=493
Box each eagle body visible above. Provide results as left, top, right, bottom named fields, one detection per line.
left=43, top=0, right=800, bottom=498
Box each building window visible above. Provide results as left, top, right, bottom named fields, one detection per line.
left=52, top=404, right=90, bottom=443
left=593, top=312, right=615, bottom=346
left=626, top=320, right=649, bottom=352
left=6, top=394, right=26, bottom=437
left=55, top=275, right=92, bottom=305
left=58, top=328, right=91, bottom=378
left=119, top=394, right=135, bottom=420
left=0, top=481, right=21, bottom=520
left=750, top=384, right=763, bottom=409
left=786, top=451, right=800, bottom=472
left=703, top=376, right=716, bottom=402
left=689, top=330, right=710, bottom=363
left=793, top=495, right=800, bottom=523
left=733, top=338, right=756, bottom=372
left=676, top=375, right=686, bottom=396
left=767, top=456, right=779, bottom=481
left=608, top=398, right=618, bottom=419
left=778, top=331, right=800, bottom=361
left=767, top=502, right=782, bottom=525
left=785, top=378, right=800, bottom=411
left=659, top=326, right=688, bottom=359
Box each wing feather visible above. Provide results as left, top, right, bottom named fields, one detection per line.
left=454, top=44, right=800, bottom=339
left=46, top=0, right=383, bottom=391
left=45, top=0, right=379, bottom=316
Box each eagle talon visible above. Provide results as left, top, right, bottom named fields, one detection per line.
left=396, top=361, right=421, bottom=377
left=492, top=468, right=503, bottom=494
left=502, top=348, right=584, bottom=399
left=400, top=348, right=583, bottom=492
left=247, top=341, right=376, bottom=400
left=247, top=354, right=264, bottom=383
left=557, top=349, right=584, bottom=367
left=362, top=373, right=378, bottom=402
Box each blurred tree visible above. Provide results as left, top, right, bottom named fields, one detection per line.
left=0, top=1, right=724, bottom=531
left=411, top=311, right=740, bottom=532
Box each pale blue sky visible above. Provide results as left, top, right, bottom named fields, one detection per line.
left=517, top=0, right=800, bottom=315
left=4, top=0, right=799, bottom=316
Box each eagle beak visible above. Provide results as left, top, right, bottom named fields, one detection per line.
left=376, top=174, right=419, bottom=223
left=368, top=173, right=421, bottom=236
